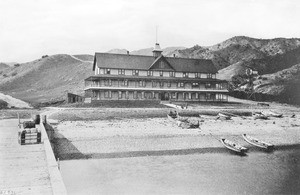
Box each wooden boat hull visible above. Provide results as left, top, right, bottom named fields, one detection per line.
left=218, top=113, right=231, bottom=120
left=253, top=113, right=268, bottom=120
left=242, top=134, right=274, bottom=150
left=221, top=138, right=247, bottom=154
left=167, top=114, right=200, bottom=129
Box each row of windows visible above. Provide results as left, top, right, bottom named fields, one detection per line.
left=101, top=91, right=218, bottom=100
left=101, top=79, right=216, bottom=88
left=102, top=68, right=214, bottom=78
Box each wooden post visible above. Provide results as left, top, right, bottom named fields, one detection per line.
left=42, top=115, right=47, bottom=124
left=17, top=113, right=20, bottom=125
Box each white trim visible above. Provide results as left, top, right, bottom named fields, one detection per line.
left=85, top=86, right=228, bottom=93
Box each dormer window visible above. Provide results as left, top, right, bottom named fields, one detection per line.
left=207, top=73, right=212, bottom=79
left=183, top=72, right=188, bottom=78
left=132, top=70, right=139, bottom=76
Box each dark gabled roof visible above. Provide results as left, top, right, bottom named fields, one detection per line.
left=148, top=55, right=175, bottom=71
left=93, top=52, right=217, bottom=73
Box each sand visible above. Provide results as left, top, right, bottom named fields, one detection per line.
left=49, top=100, right=300, bottom=160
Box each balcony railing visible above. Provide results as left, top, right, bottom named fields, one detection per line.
left=84, top=85, right=228, bottom=92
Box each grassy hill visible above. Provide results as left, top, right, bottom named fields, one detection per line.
left=172, top=36, right=300, bottom=72
left=0, top=54, right=93, bottom=104
left=108, top=47, right=186, bottom=56
left=0, top=63, right=9, bottom=71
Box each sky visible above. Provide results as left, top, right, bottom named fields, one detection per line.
left=0, top=0, right=300, bottom=62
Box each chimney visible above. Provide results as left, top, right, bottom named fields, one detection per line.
left=127, top=51, right=130, bottom=55
left=173, top=54, right=176, bottom=58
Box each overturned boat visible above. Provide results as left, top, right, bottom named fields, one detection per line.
left=262, top=110, right=283, bottom=118
left=167, top=113, right=200, bottom=129
left=221, top=138, right=248, bottom=154
left=242, top=134, right=274, bottom=150
left=253, top=112, right=269, bottom=120
left=217, top=113, right=231, bottom=120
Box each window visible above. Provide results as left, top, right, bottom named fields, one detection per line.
left=159, top=71, right=163, bottom=77
left=118, top=91, right=122, bottom=99
left=147, top=71, right=153, bottom=76
left=183, top=72, right=189, bottom=78
left=133, top=91, right=138, bottom=99
left=122, top=79, right=128, bottom=86
left=206, top=93, right=212, bottom=100
left=169, top=71, right=175, bottom=77
left=104, top=91, right=112, bottom=99
left=195, top=73, right=200, bottom=78
left=195, top=93, right=199, bottom=99
left=177, top=82, right=184, bottom=88
left=171, top=93, right=176, bottom=99
left=192, top=82, right=199, bottom=88
left=105, top=68, right=111, bottom=74
left=205, top=83, right=211, bottom=88
left=118, top=69, right=125, bottom=75
left=104, top=79, right=112, bottom=86
left=139, top=80, right=146, bottom=87
left=152, top=81, right=157, bottom=87
left=125, top=91, right=129, bottom=99
left=159, top=82, right=164, bottom=87
left=167, top=82, right=171, bottom=87
left=207, top=73, right=212, bottom=79
left=132, top=70, right=139, bottom=76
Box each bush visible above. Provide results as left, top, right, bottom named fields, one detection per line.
left=3, top=74, right=8, bottom=78
left=0, top=99, right=8, bottom=109
left=11, top=72, right=17, bottom=77
left=42, top=55, right=49, bottom=58
left=14, top=63, right=20, bottom=67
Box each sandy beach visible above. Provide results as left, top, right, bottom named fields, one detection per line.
left=46, top=100, right=300, bottom=160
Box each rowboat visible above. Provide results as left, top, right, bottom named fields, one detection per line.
left=217, top=113, right=231, bottom=120
left=261, top=110, right=283, bottom=118
left=242, top=134, right=274, bottom=150
left=167, top=114, right=200, bottom=129
left=220, top=138, right=248, bottom=154
left=253, top=113, right=268, bottom=120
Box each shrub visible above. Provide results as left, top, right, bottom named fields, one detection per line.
left=14, top=63, right=20, bottom=67
left=0, top=99, right=8, bottom=109
left=3, top=74, right=8, bottom=78
left=42, top=55, right=49, bottom=58
left=11, top=72, right=17, bottom=76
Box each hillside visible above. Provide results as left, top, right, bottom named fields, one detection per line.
left=108, top=47, right=186, bottom=56
left=232, top=63, right=300, bottom=105
left=0, top=55, right=93, bottom=104
left=172, top=36, right=300, bottom=73
left=0, top=63, right=9, bottom=71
